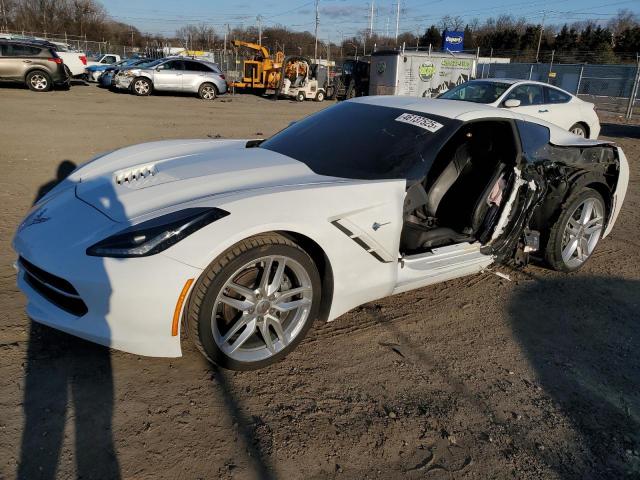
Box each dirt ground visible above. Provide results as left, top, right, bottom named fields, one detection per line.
left=0, top=84, right=639, bottom=480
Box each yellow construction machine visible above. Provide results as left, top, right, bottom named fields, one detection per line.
left=230, top=40, right=285, bottom=92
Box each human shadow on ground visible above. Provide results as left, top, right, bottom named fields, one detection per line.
left=18, top=161, right=121, bottom=479
left=508, top=275, right=640, bottom=478
left=207, top=365, right=277, bottom=479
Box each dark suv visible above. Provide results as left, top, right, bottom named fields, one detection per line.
left=0, top=40, right=68, bottom=92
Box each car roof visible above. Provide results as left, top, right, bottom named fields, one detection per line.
left=0, top=39, right=48, bottom=47
left=353, top=96, right=508, bottom=119
left=350, top=96, right=608, bottom=148
left=468, top=78, right=573, bottom=91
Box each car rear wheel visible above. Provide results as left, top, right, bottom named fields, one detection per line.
left=132, top=77, right=152, bottom=96
left=186, top=234, right=321, bottom=370
left=570, top=123, right=587, bottom=138
left=26, top=70, right=52, bottom=92
left=544, top=188, right=606, bottom=272
left=315, top=90, right=325, bottom=102
left=199, top=82, right=217, bottom=100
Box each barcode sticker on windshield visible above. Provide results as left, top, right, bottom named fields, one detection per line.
left=395, top=113, right=443, bottom=133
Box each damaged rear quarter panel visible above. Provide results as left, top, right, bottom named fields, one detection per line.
left=488, top=119, right=621, bottom=263
left=521, top=126, right=620, bottom=252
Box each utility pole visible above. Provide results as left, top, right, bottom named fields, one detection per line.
left=314, top=0, right=319, bottom=61
left=223, top=24, right=227, bottom=53
left=0, top=0, right=7, bottom=33
left=395, top=1, right=400, bottom=44
left=535, top=11, right=546, bottom=63
left=369, top=1, right=375, bottom=37
left=257, top=15, right=262, bottom=45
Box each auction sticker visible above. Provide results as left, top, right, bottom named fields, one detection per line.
left=395, top=113, right=443, bottom=132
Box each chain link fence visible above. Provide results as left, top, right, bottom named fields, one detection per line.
left=478, top=60, right=640, bottom=118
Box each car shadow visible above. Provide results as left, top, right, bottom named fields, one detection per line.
left=18, top=161, right=121, bottom=479
left=508, top=275, right=640, bottom=478
left=600, top=123, right=640, bottom=139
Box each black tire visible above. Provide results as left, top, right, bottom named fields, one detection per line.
left=131, top=77, right=152, bottom=96
left=186, top=233, right=322, bottom=370
left=569, top=122, right=588, bottom=138
left=296, top=91, right=305, bottom=102
left=314, top=90, right=325, bottom=102
left=346, top=82, right=356, bottom=99
left=325, top=85, right=335, bottom=99
left=544, top=188, right=606, bottom=272
left=26, top=70, right=52, bottom=92
left=198, top=82, right=217, bottom=100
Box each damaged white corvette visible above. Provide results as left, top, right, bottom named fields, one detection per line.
left=13, top=97, right=629, bottom=370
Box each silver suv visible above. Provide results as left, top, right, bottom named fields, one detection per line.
left=114, top=57, right=227, bottom=100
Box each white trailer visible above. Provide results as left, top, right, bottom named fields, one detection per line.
left=369, top=50, right=477, bottom=98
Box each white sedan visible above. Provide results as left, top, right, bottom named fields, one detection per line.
left=439, top=79, right=601, bottom=138
left=13, top=97, right=628, bottom=370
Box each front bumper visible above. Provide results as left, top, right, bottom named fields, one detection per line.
left=114, top=76, right=133, bottom=89
left=13, top=190, right=202, bottom=357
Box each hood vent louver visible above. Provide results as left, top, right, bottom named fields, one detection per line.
left=114, top=164, right=158, bottom=187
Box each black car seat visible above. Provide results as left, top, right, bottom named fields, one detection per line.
left=400, top=134, right=509, bottom=252
left=400, top=141, right=476, bottom=252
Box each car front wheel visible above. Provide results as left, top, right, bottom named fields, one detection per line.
left=186, top=234, right=321, bottom=370
left=132, top=77, right=152, bottom=96
left=544, top=188, right=606, bottom=272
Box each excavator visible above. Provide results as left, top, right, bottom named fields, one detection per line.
left=230, top=40, right=285, bottom=93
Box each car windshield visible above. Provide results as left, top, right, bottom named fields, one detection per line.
left=439, top=81, right=510, bottom=104
left=260, top=102, right=460, bottom=180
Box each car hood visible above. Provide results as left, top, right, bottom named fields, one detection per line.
left=65, top=139, right=338, bottom=222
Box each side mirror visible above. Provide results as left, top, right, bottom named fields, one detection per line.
left=503, top=98, right=521, bottom=108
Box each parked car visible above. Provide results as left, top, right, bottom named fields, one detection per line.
left=86, top=57, right=140, bottom=82
left=85, top=53, right=121, bottom=67
left=0, top=35, right=87, bottom=78
left=13, top=97, right=628, bottom=370
left=114, top=57, right=227, bottom=100
left=438, top=79, right=601, bottom=138
left=0, top=39, right=69, bottom=91
left=98, top=58, right=156, bottom=88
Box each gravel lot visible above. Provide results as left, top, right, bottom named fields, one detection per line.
left=0, top=85, right=639, bottom=480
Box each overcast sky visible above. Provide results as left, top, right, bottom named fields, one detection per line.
left=100, top=0, right=639, bottom=40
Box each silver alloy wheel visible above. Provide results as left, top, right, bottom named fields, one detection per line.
left=201, top=85, right=216, bottom=100
left=30, top=74, right=48, bottom=90
left=211, top=255, right=313, bottom=362
left=134, top=79, right=150, bottom=95
left=561, top=197, right=604, bottom=269
left=570, top=125, right=586, bottom=137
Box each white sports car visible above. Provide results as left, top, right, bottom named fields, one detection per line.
left=13, top=97, right=628, bottom=370
left=439, top=79, right=601, bottom=139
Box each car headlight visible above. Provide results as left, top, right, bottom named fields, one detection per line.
left=87, top=208, right=229, bottom=258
